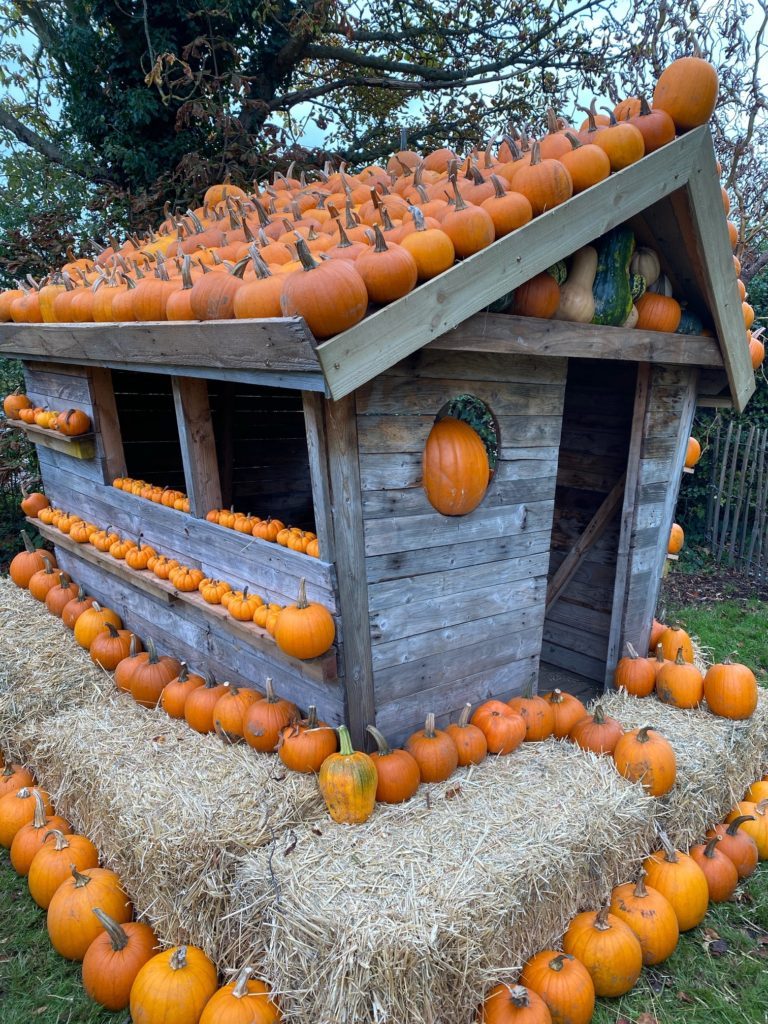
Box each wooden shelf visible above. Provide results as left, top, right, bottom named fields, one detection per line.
left=6, top=419, right=95, bottom=459
left=30, top=517, right=338, bottom=684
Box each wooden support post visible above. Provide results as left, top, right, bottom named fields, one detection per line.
left=88, top=366, right=127, bottom=483
left=324, top=393, right=375, bottom=749
left=546, top=472, right=627, bottom=613
left=604, top=363, right=650, bottom=688
left=171, top=376, right=222, bottom=517
left=302, top=391, right=336, bottom=564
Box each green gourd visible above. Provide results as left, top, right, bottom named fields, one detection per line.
left=591, top=227, right=637, bottom=326
left=676, top=310, right=704, bottom=335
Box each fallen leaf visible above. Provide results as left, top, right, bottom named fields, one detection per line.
left=708, top=939, right=729, bottom=957
left=444, top=785, right=462, bottom=800
left=676, top=991, right=694, bottom=1004
left=636, top=1013, right=659, bottom=1024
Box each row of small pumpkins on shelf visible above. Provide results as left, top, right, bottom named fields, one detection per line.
left=664, top=435, right=704, bottom=557
left=0, top=54, right=726, bottom=340
left=481, top=779, right=768, bottom=1024
left=9, top=528, right=334, bottom=661
left=613, top=614, right=759, bottom=720
left=2, top=392, right=92, bottom=436
left=0, top=760, right=280, bottom=1021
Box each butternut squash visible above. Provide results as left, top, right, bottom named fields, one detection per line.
left=553, top=246, right=597, bottom=322
left=623, top=304, right=639, bottom=328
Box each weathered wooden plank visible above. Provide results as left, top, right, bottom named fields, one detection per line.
left=324, top=395, right=375, bottom=748
left=375, top=657, right=538, bottom=742
left=359, top=448, right=559, bottom=491
left=6, top=420, right=96, bottom=459
left=395, top=348, right=569, bottom=384
left=315, top=128, right=708, bottom=399
left=53, top=550, right=345, bottom=724
left=686, top=132, right=754, bottom=412
left=357, top=414, right=563, bottom=454
left=541, top=641, right=605, bottom=682
left=171, top=377, right=222, bottom=517
left=430, top=313, right=723, bottom=368
left=364, top=499, right=554, bottom=556
left=88, top=366, right=127, bottom=483
left=356, top=378, right=565, bottom=417
left=366, top=528, right=552, bottom=582
left=368, top=551, right=550, bottom=611
left=34, top=458, right=339, bottom=609
left=546, top=474, right=626, bottom=611
left=545, top=600, right=611, bottom=636
left=542, top=620, right=609, bottom=661
left=371, top=575, right=546, bottom=644
left=301, top=392, right=335, bottom=563
left=22, top=365, right=93, bottom=406
left=362, top=474, right=556, bottom=519
left=36, top=443, right=107, bottom=482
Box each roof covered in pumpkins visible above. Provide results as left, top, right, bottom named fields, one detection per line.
left=313, top=124, right=753, bottom=412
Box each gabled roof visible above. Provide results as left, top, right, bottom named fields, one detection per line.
left=315, top=126, right=753, bottom=412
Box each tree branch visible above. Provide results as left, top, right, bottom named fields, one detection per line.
left=0, top=104, right=115, bottom=184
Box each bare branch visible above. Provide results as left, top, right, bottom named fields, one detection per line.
left=0, top=103, right=115, bottom=184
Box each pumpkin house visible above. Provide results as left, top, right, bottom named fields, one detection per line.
left=0, top=124, right=752, bottom=747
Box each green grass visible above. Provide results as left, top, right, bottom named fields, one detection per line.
left=0, top=851, right=118, bottom=1024
left=664, top=597, right=768, bottom=680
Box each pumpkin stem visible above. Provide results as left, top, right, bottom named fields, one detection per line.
left=145, top=636, right=160, bottom=665
left=507, top=985, right=530, bottom=1008
left=337, top=724, right=354, bottom=756
left=295, top=578, right=309, bottom=610
left=655, top=643, right=665, bottom=664
left=177, top=662, right=190, bottom=683
left=232, top=966, right=253, bottom=998
left=658, top=830, right=679, bottom=862
left=704, top=835, right=722, bottom=858
left=633, top=871, right=648, bottom=898
left=636, top=726, right=654, bottom=743
left=306, top=705, right=319, bottom=729
left=592, top=705, right=606, bottom=725
left=424, top=712, right=436, bottom=738
left=449, top=177, right=469, bottom=212
left=674, top=647, right=686, bottom=665
left=457, top=703, right=472, bottom=728
left=489, top=174, right=507, bottom=200
left=755, top=799, right=768, bottom=816
left=20, top=529, right=36, bottom=554
left=92, top=908, right=129, bottom=951
left=295, top=237, right=320, bottom=272
left=726, top=814, right=755, bottom=835
left=549, top=689, right=566, bottom=706
left=529, top=141, right=542, bottom=166
left=104, top=621, right=121, bottom=639
left=548, top=952, right=573, bottom=972
left=366, top=724, right=392, bottom=755
left=564, top=130, right=583, bottom=150
left=31, top=789, right=48, bottom=829
left=43, top=829, right=70, bottom=850
left=71, top=865, right=92, bottom=888
left=625, top=642, right=640, bottom=659
left=40, top=552, right=54, bottom=573
left=265, top=678, right=278, bottom=703
left=594, top=907, right=611, bottom=931
left=371, top=224, right=390, bottom=253
left=170, top=945, right=188, bottom=970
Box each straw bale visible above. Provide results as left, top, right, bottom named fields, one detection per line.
left=598, top=688, right=768, bottom=848
left=0, top=579, right=117, bottom=758
left=230, top=741, right=656, bottom=1024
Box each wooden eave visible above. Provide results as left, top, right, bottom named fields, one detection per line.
left=0, top=126, right=751, bottom=411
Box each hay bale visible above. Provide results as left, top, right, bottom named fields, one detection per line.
left=25, top=696, right=325, bottom=963
left=0, top=578, right=116, bottom=758
left=230, top=741, right=656, bottom=1024
left=597, top=689, right=768, bottom=847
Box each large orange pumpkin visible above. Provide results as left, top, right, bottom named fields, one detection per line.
left=422, top=416, right=490, bottom=516
left=652, top=55, right=719, bottom=131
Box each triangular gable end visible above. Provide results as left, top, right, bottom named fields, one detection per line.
left=315, top=126, right=753, bottom=413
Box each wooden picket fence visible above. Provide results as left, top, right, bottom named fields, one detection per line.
left=707, top=421, right=768, bottom=571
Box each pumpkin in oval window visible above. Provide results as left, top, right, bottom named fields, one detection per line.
left=422, top=416, right=490, bottom=516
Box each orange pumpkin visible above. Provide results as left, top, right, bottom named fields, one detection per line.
left=422, top=416, right=490, bottom=517
left=614, top=642, right=656, bottom=697
left=703, top=658, right=758, bottom=719
left=653, top=54, right=719, bottom=131
left=405, top=713, right=459, bottom=783
left=274, top=579, right=336, bottom=659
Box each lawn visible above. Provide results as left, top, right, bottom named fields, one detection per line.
left=0, top=583, right=765, bottom=1024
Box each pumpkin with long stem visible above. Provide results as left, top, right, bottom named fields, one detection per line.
left=161, top=663, right=206, bottom=718
left=90, top=623, right=139, bottom=672
left=614, top=642, right=655, bottom=697
left=243, top=678, right=298, bottom=753
left=129, top=637, right=182, bottom=708
left=9, top=530, right=56, bottom=588
left=82, top=909, right=158, bottom=1011
left=114, top=633, right=149, bottom=693
left=274, top=579, right=336, bottom=660
left=440, top=178, right=496, bottom=257
left=568, top=705, right=623, bottom=754
left=28, top=829, right=99, bottom=909
left=366, top=725, right=421, bottom=803
left=74, top=602, right=123, bottom=649
left=480, top=175, right=533, bottom=237
left=47, top=865, right=131, bottom=960
left=519, top=951, right=595, bottom=1024
left=445, top=703, right=488, bottom=765
left=9, top=791, right=70, bottom=875
left=613, top=726, right=676, bottom=796
left=19, top=487, right=49, bottom=517
left=480, top=983, right=552, bottom=1024
left=400, top=206, right=456, bottom=279
left=355, top=224, right=418, bottom=302
left=689, top=835, right=738, bottom=902
left=280, top=237, right=368, bottom=339
left=130, top=944, right=218, bottom=1024
left=559, top=133, right=610, bottom=193
left=44, top=571, right=79, bottom=616
left=199, top=966, right=281, bottom=1024
left=706, top=815, right=758, bottom=879
left=512, top=141, right=573, bottom=216
left=642, top=833, right=709, bottom=930
left=562, top=907, right=642, bottom=998
left=278, top=705, right=338, bottom=772
left=405, top=713, right=459, bottom=782
left=28, top=553, right=61, bottom=601
left=656, top=648, right=704, bottom=709
left=0, top=787, right=53, bottom=847
left=609, top=872, right=679, bottom=964
left=318, top=724, right=378, bottom=824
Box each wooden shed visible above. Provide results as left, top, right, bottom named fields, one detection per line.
left=0, top=125, right=752, bottom=746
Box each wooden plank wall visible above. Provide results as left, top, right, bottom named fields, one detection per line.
left=619, top=365, right=699, bottom=654
left=207, top=382, right=315, bottom=529
left=357, top=349, right=567, bottom=743
left=22, top=360, right=346, bottom=726
left=541, top=361, right=637, bottom=682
